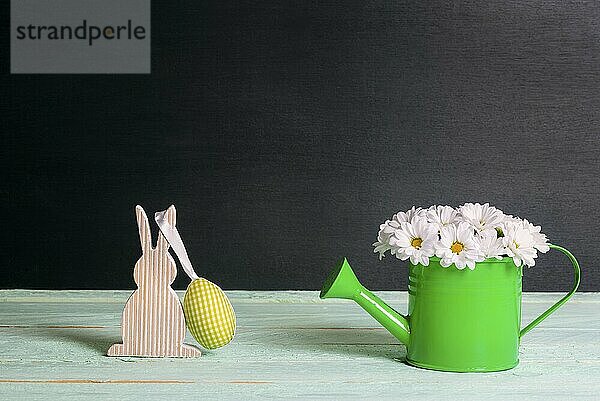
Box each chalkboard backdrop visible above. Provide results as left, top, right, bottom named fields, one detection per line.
left=3, top=1, right=599, bottom=291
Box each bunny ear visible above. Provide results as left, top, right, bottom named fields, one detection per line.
left=156, top=205, right=176, bottom=252
left=135, top=205, right=153, bottom=254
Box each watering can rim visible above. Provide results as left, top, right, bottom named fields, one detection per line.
left=419, top=256, right=518, bottom=265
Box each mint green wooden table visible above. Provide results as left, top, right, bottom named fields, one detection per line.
left=1, top=290, right=599, bottom=400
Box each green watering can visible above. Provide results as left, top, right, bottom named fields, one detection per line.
left=320, top=244, right=580, bottom=372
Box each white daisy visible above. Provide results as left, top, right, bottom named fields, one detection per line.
left=497, top=215, right=550, bottom=254
left=426, top=205, right=460, bottom=231
left=373, top=219, right=401, bottom=259
left=477, top=230, right=506, bottom=260
left=459, top=202, right=505, bottom=233
left=373, top=207, right=426, bottom=259
left=372, top=236, right=392, bottom=260
left=435, top=222, right=485, bottom=270
left=494, top=214, right=520, bottom=238
left=503, top=222, right=538, bottom=267
left=393, top=206, right=426, bottom=224
left=521, top=219, right=550, bottom=253
left=503, top=214, right=521, bottom=224
left=388, top=217, right=437, bottom=266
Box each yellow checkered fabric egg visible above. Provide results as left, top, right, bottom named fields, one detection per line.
left=183, top=278, right=236, bottom=349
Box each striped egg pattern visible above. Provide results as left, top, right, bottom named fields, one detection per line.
left=183, top=278, right=236, bottom=349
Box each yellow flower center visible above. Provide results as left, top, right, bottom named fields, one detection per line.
left=450, top=241, right=464, bottom=254
left=411, top=237, right=423, bottom=249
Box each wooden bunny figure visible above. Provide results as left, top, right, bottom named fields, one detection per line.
left=108, top=205, right=201, bottom=357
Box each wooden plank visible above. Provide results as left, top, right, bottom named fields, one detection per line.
left=0, top=291, right=599, bottom=400
left=3, top=289, right=600, bottom=303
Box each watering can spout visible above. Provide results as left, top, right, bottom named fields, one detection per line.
left=320, top=258, right=411, bottom=346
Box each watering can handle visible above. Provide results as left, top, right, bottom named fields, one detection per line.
left=519, top=244, right=581, bottom=338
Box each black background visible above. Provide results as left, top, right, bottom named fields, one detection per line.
left=3, top=1, right=599, bottom=291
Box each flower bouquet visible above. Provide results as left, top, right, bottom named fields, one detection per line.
left=373, top=203, right=549, bottom=269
